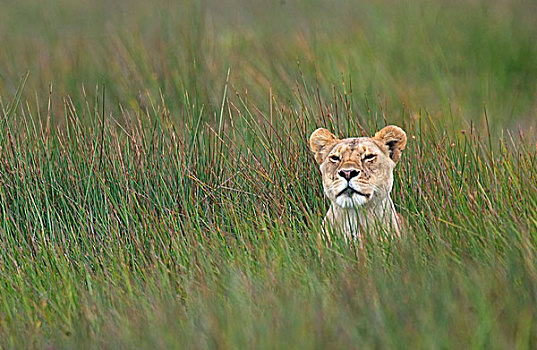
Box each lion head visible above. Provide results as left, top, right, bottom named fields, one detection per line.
left=310, top=125, right=407, bottom=210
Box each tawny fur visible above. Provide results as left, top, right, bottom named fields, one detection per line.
left=310, top=125, right=407, bottom=242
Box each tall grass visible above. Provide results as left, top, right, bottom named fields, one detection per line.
left=1, top=0, right=537, bottom=348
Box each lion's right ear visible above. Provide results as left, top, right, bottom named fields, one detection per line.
left=309, top=128, right=338, bottom=164
left=373, top=125, right=407, bottom=163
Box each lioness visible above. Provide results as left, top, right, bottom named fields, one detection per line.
left=310, top=125, right=407, bottom=242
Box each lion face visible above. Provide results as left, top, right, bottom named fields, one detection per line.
left=310, top=126, right=407, bottom=210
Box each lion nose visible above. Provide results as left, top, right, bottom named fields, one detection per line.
left=338, top=169, right=360, bottom=181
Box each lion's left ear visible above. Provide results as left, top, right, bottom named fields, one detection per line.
left=310, top=128, right=338, bottom=164
left=374, top=125, right=407, bottom=163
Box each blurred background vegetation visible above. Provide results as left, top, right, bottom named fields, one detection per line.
left=1, top=0, right=536, bottom=131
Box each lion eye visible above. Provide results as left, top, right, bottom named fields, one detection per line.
left=329, top=155, right=341, bottom=162
left=363, top=154, right=376, bottom=161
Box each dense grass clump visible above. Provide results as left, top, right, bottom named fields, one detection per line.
left=1, top=0, right=537, bottom=348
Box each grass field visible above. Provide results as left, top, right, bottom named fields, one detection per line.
left=1, top=0, right=537, bottom=348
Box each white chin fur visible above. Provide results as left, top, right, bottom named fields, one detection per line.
left=335, top=193, right=368, bottom=209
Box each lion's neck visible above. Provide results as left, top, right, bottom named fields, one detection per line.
left=325, top=196, right=400, bottom=241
